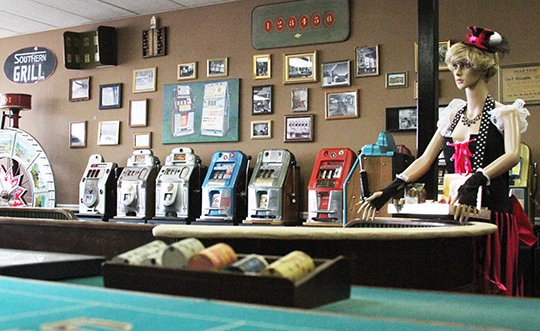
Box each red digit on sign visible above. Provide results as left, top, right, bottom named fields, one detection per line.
left=300, top=15, right=309, bottom=29
left=312, top=13, right=321, bottom=28
left=264, top=19, right=272, bottom=33
left=325, top=11, right=335, bottom=27
left=287, top=16, right=297, bottom=30
left=276, top=17, right=284, bottom=31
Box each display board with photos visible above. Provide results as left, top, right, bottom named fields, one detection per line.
left=162, top=79, right=240, bottom=144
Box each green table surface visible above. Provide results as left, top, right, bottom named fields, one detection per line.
left=1, top=276, right=537, bottom=330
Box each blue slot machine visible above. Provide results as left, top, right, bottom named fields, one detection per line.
left=196, top=150, right=249, bottom=224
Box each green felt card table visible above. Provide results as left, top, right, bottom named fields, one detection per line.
left=1, top=275, right=539, bottom=330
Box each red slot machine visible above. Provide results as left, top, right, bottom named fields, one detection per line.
left=305, top=148, right=356, bottom=226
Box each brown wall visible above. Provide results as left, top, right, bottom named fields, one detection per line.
left=0, top=0, right=538, bottom=214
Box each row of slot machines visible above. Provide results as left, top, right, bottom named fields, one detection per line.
left=78, top=146, right=405, bottom=226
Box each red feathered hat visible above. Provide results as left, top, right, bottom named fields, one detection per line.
left=463, top=26, right=503, bottom=53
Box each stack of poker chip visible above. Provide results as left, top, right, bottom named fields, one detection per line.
left=225, top=254, right=269, bottom=274
left=111, top=240, right=317, bottom=281
left=111, top=240, right=168, bottom=265
left=161, top=238, right=205, bottom=268
left=262, top=250, right=315, bottom=281
left=187, top=243, right=238, bottom=271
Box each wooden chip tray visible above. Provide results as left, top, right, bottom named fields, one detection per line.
left=103, top=254, right=350, bottom=308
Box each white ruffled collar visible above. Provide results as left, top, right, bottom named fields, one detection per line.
left=437, top=98, right=529, bottom=136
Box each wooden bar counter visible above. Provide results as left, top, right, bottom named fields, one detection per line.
left=0, top=215, right=497, bottom=291
left=153, top=221, right=497, bottom=291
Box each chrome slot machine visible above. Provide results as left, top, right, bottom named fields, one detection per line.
left=152, top=147, right=206, bottom=224
left=243, top=149, right=300, bottom=226
left=114, top=149, right=160, bottom=223
left=78, top=154, right=121, bottom=221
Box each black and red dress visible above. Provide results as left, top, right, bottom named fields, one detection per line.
left=438, top=95, right=536, bottom=296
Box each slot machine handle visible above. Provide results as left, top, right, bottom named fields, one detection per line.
left=196, top=159, right=202, bottom=193
left=243, top=156, right=252, bottom=197
left=289, top=160, right=298, bottom=204
left=359, top=155, right=370, bottom=198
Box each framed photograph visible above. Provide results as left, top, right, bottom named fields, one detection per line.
left=321, top=60, right=350, bottom=87
left=291, top=87, right=308, bottom=112
left=129, top=99, right=148, bottom=127
left=133, top=132, right=152, bottom=149
left=207, top=57, right=228, bottom=77
left=99, top=83, right=122, bottom=110
left=69, top=121, right=86, bottom=148
left=97, top=120, right=120, bottom=145
left=438, top=40, right=451, bottom=71
left=325, top=89, right=359, bottom=120
left=252, top=85, right=272, bottom=115
left=284, top=114, right=314, bottom=142
left=69, top=76, right=90, bottom=102
left=254, top=54, right=271, bottom=79
left=414, top=41, right=451, bottom=72
left=499, top=62, right=540, bottom=104
left=251, top=120, right=272, bottom=139
left=386, top=105, right=447, bottom=132
left=284, top=51, right=317, bottom=84
left=386, top=71, right=408, bottom=88
left=386, top=106, right=417, bottom=132
left=355, top=45, right=379, bottom=77
left=177, top=62, right=197, bottom=80
left=133, top=67, right=157, bottom=93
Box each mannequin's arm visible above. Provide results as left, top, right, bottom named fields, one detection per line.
left=452, top=108, right=521, bottom=223
left=354, top=131, right=443, bottom=219
left=400, top=130, right=444, bottom=182
left=482, top=109, right=521, bottom=178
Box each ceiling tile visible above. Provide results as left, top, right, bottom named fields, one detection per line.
left=0, top=28, right=16, bottom=39
left=0, top=0, right=91, bottom=28
left=0, top=0, right=240, bottom=39
left=172, top=0, right=236, bottom=7
left=0, top=11, right=56, bottom=33
left=100, top=0, right=185, bottom=15
left=33, top=0, right=135, bottom=21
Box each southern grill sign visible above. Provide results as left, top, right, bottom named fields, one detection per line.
left=3, top=47, right=57, bottom=84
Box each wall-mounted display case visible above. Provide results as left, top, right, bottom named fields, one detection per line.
left=63, top=26, right=117, bottom=69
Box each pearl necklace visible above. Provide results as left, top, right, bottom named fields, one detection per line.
left=461, top=111, right=482, bottom=127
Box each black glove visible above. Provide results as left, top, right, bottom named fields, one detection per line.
left=371, top=178, right=406, bottom=210
left=457, top=172, right=488, bottom=206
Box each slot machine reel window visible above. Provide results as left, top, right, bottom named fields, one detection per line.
left=209, top=163, right=234, bottom=185
left=316, top=161, right=344, bottom=188
left=255, top=164, right=282, bottom=186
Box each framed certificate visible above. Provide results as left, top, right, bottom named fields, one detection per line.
left=499, top=63, right=540, bottom=104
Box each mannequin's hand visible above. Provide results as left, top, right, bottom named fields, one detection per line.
left=355, top=191, right=383, bottom=220
left=450, top=194, right=477, bottom=223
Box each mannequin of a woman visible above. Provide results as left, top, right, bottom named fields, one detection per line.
left=356, top=26, right=535, bottom=295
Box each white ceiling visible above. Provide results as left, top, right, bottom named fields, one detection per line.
left=0, top=0, right=239, bottom=39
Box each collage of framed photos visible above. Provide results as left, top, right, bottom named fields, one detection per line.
left=250, top=46, right=371, bottom=143
left=68, top=66, right=157, bottom=149
left=68, top=55, right=235, bottom=149
left=68, top=39, right=452, bottom=148
left=249, top=41, right=453, bottom=142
